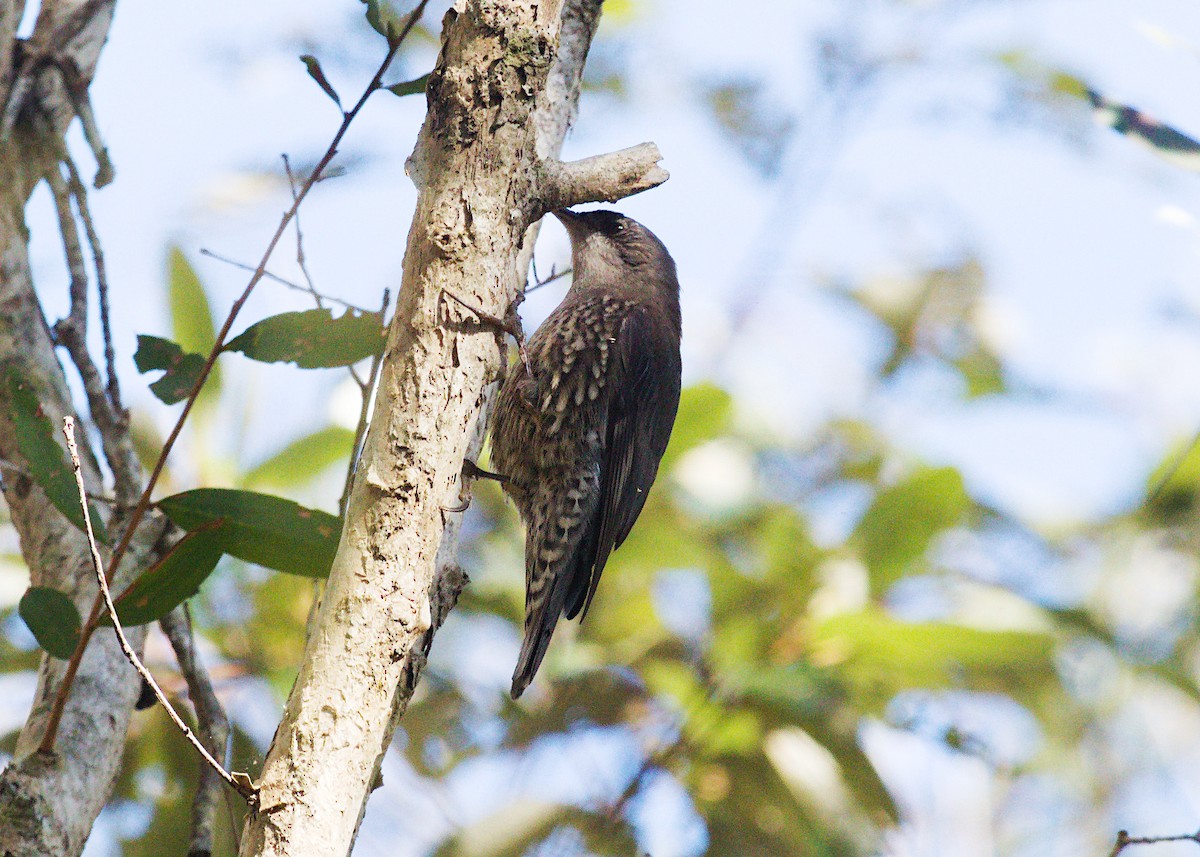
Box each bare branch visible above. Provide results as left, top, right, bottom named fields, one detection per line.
left=197, top=248, right=370, bottom=313
left=40, top=0, right=435, bottom=751
left=341, top=288, right=391, bottom=519
left=536, top=143, right=669, bottom=214
left=160, top=606, right=235, bottom=857
left=525, top=263, right=571, bottom=295
left=61, top=417, right=255, bottom=806
left=46, top=165, right=89, bottom=331
left=47, top=160, right=140, bottom=506
left=61, top=151, right=121, bottom=413
left=1108, top=828, right=1200, bottom=856
left=58, top=58, right=114, bottom=187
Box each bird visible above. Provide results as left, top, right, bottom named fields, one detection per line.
left=489, top=207, right=682, bottom=699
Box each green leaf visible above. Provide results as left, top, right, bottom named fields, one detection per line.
left=106, top=526, right=224, bottom=627
left=432, top=802, right=638, bottom=857
left=731, top=662, right=835, bottom=722
left=361, top=0, right=403, bottom=43
left=697, top=752, right=858, bottom=856
left=385, top=74, right=429, bottom=97
left=133, top=335, right=206, bottom=405
left=756, top=506, right=821, bottom=600
left=167, top=247, right=220, bottom=404
left=1142, top=435, right=1200, bottom=526
left=7, top=373, right=108, bottom=541
left=167, top=248, right=216, bottom=355
left=809, top=608, right=1056, bottom=713
left=243, top=426, right=356, bottom=489
left=661, top=383, right=733, bottom=471
left=158, top=488, right=341, bottom=578
left=854, top=466, right=969, bottom=594
left=731, top=665, right=900, bottom=823
left=956, top=344, right=1005, bottom=398
left=223, top=308, right=386, bottom=368
left=299, top=54, right=342, bottom=107
left=19, top=586, right=81, bottom=659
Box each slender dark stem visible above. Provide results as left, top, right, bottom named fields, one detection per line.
left=62, top=418, right=254, bottom=803
left=282, top=152, right=365, bottom=389
left=524, top=264, right=571, bottom=295
left=340, top=288, right=391, bottom=518
left=281, top=153, right=327, bottom=311
left=160, top=605, right=235, bottom=855
left=197, top=248, right=369, bottom=313
left=38, top=0, right=433, bottom=752
left=1108, top=828, right=1200, bottom=856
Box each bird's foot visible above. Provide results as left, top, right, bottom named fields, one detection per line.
left=443, top=459, right=511, bottom=513
left=462, top=458, right=508, bottom=484
left=442, top=290, right=533, bottom=381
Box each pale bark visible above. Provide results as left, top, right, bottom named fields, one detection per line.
left=0, top=3, right=169, bottom=855
left=238, top=0, right=666, bottom=854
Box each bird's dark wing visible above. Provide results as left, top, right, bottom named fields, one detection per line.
left=565, top=306, right=681, bottom=621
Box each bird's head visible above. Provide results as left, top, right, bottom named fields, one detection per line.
left=551, top=208, right=677, bottom=291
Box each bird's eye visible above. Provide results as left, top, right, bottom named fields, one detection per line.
left=615, top=222, right=626, bottom=232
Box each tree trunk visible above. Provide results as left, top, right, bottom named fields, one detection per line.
left=0, top=2, right=161, bottom=855
left=238, top=0, right=666, bottom=854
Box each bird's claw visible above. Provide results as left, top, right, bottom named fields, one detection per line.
left=442, top=290, right=534, bottom=383
left=443, top=459, right=510, bottom=513
left=462, top=459, right=508, bottom=484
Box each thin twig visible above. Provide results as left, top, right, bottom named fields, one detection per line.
left=524, top=263, right=571, bottom=295
left=61, top=417, right=256, bottom=805
left=341, top=288, right=391, bottom=518
left=61, top=151, right=122, bottom=413
left=39, top=0, right=433, bottom=752
left=160, top=606, right=235, bottom=857
left=58, top=60, right=114, bottom=187
left=46, top=166, right=88, bottom=330
left=1108, top=828, right=1200, bottom=856
left=281, top=154, right=325, bottom=309
left=283, top=152, right=365, bottom=388
left=197, top=248, right=369, bottom=313
left=46, top=158, right=141, bottom=506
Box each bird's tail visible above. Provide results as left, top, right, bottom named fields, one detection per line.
left=510, top=561, right=569, bottom=698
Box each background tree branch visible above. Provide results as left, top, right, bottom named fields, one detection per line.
left=0, top=2, right=181, bottom=854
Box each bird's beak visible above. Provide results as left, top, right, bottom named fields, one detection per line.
left=551, top=208, right=581, bottom=226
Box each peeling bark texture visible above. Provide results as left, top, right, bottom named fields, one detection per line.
left=237, top=0, right=669, bottom=854
left=0, top=3, right=163, bottom=856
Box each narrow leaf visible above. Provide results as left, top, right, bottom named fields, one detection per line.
left=1088, top=88, right=1200, bottom=169
left=133, top=335, right=206, bottom=405
left=299, top=54, right=342, bottom=108
left=810, top=608, right=1056, bottom=712
left=224, top=308, right=386, bottom=368
left=854, top=466, right=968, bottom=594
left=167, top=247, right=216, bottom=354
left=385, top=74, right=429, bottom=98
left=19, top=586, right=82, bottom=659
left=167, top=247, right=220, bottom=403
left=362, top=0, right=402, bottom=42
left=158, top=488, right=341, bottom=578
left=243, top=426, right=356, bottom=489
left=106, top=526, right=224, bottom=627
left=7, top=373, right=108, bottom=541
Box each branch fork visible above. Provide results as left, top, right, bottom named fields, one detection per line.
left=534, top=141, right=669, bottom=217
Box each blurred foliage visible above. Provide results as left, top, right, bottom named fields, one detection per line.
left=6, top=4, right=1200, bottom=857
